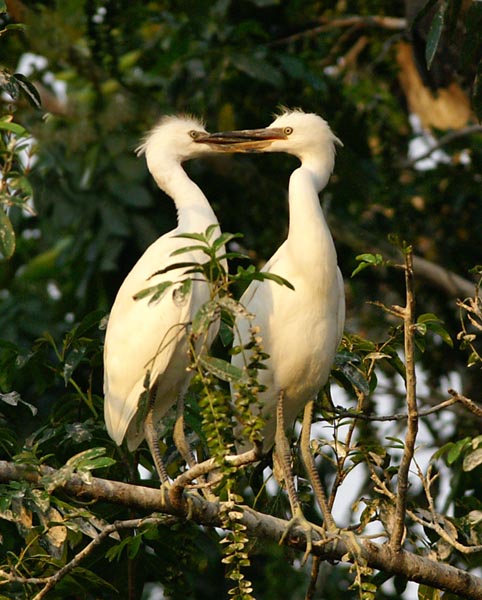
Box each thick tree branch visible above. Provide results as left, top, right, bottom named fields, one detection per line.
left=1, top=460, right=482, bottom=599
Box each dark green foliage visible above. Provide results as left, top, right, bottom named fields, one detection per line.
left=1, top=1, right=482, bottom=598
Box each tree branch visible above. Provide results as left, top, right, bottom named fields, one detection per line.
left=403, top=125, right=482, bottom=168
left=31, top=516, right=172, bottom=600
left=391, top=248, right=418, bottom=552
left=1, top=460, right=482, bottom=599
left=268, top=15, right=406, bottom=47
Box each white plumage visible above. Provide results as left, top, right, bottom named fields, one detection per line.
left=103, top=116, right=227, bottom=453
left=230, top=110, right=345, bottom=451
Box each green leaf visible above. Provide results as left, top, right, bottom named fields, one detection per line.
left=175, top=226, right=218, bottom=243
left=256, top=271, right=294, bottom=290
left=235, top=265, right=294, bottom=290
left=199, top=355, right=245, bottom=383
left=0, top=119, right=28, bottom=136
left=416, top=313, right=453, bottom=346
left=212, top=232, right=243, bottom=252
left=66, top=447, right=115, bottom=472
left=170, top=244, right=211, bottom=256
left=151, top=261, right=198, bottom=276
left=20, top=237, right=73, bottom=280
left=172, top=278, right=192, bottom=306
left=446, top=437, right=470, bottom=464
left=232, top=54, right=283, bottom=87
left=425, top=2, right=447, bottom=69
left=0, top=209, right=16, bottom=259
left=133, top=280, right=174, bottom=302
left=192, top=299, right=219, bottom=336
left=63, top=346, right=87, bottom=384
left=335, top=361, right=370, bottom=396
left=351, top=253, right=384, bottom=277
left=13, top=73, right=42, bottom=109
left=0, top=391, right=37, bottom=415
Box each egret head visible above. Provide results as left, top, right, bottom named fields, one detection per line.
left=136, top=115, right=227, bottom=165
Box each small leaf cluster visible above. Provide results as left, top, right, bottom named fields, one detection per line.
left=231, top=325, right=268, bottom=448
left=0, top=116, right=35, bottom=260
left=220, top=495, right=254, bottom=600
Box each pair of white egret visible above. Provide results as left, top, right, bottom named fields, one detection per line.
left=103, top=109, right=344, bottom=535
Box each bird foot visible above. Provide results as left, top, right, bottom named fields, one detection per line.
left=279, top=506, right=324, bottom=565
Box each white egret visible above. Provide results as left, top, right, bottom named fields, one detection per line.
left=208, top=109, right=345, bottom=542
left=103, top=115, right=240, bottom=482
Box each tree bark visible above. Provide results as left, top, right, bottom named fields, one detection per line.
left=1, top=460, right=481, bottom=599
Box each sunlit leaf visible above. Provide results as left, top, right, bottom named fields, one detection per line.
left=351, top=253, right=384, bottom=277
left=0, top=209, right=15, bottom=259
left=446, top=437, right=471, bottom=464
left=192, top=299, right=219, bottom=336
left=0, top=120, right=27, bottom=136
left=133, top=280, right=174, bottom=302
left=199, top=355, right=244, bottom=383
left=463, top=448, right=482, bottom=472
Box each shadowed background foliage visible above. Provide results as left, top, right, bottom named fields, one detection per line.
left=1, top=1, right=482, bottom=598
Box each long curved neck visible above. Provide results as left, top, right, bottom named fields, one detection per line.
left=150, top=161, right=218, bottom=232
left=286, top=158, right=337, bottom=276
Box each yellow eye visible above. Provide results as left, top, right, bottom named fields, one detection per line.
left=284, top=127, right=293, bottom=135
left=189, top=130, right=201, bottom=139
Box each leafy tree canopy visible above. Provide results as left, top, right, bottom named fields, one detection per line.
left=0, top=1, right=482, bottom=599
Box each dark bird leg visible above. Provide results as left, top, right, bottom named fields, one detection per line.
left=300, top=399, right=337, bottom=533
left=275, top=391, right=322, bottom=564
left=144, top=383, right=169, bottom=484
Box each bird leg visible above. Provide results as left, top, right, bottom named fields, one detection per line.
left=300, top=399, right=337, bottom=534
left=172, top=394, right=217, bottom=503
left=173, top=393, right=197, bottom=469
left=275, top=391, right=322, bottom=564
left=144, top=383, right=169, bottom=485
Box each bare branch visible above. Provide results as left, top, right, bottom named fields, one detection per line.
left=403, top=125, right=482, bottom=168
left=333, top=396, right=459, bottom=422
left=448, top=390, right=482, bottom=419
left=391, top=248, right=419, bottom=552
left=268, top=15, right=406, bottom=47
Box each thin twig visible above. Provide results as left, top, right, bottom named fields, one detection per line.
left=305, top=555, right=321, bottom=600
left=169, top=445, right=262, bottom=500
left=333, top=396, right=458, bottom=422
left=403, top=125, right=482, bottom=168
left=268, top=15, right=406, bottom=47
left=448, top=390, right=482, bottom=419
left=391, top=249, right=418, bottom=552
left=415, top=461, right=482, bottom=555
left=30, top=516, right=170, bottom=600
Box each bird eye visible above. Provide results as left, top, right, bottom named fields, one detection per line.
left=284, top=127, right=293, bottom=135
left=189, top=130, right=201, bottom=139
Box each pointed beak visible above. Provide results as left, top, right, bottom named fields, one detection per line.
left=194, top=128, right=288, bottom=152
